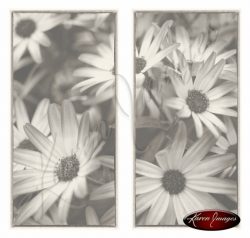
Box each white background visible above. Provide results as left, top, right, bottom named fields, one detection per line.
left=1, top=0, right=249, bottom=237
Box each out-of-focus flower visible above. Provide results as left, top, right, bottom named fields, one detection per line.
left=64, top=13, right=110, bottom=31
left=13, top=100, right=104, bottom=224
left=13, top=13, right=69, bottom=63
left=211, top=117, right=237, bottom=178
left=136, top=122, right=236, bottom=225
left=164, top=52, right=237, bottom=138
left=73, top=34, right=115, bottom=103
left=85, top=205, right=115, bottom=226
left=13, top=98, right=50, bottom=149
left=135, top=20, right=179, bottom=84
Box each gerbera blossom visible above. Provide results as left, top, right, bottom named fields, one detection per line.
left=73, top=34, right=115, bottom=102
left=135, top=20, right=179, bottom=84
left=164, top=52, right=237, bottom=138
left=13, top=100, right=104, bottom=224
left=13, top=13, right=68, bottom=63
left=85, top=205, right=115, bottom=226
left=136, top=121, right=236, bottom=225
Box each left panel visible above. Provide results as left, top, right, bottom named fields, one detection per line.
left=12, top=11, right=116, bottom=226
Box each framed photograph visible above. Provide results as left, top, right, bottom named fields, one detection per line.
left=134, top=11, right=238, bottom=226
left=12, top=11, right=116, bottom=226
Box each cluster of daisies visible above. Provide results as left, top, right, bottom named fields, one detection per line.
left=13, top=12, right=115, bottom=226
left=135, top=13, right=238, bottom=225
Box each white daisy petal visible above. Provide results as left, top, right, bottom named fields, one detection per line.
left=187, top=177, right=237, bottom=195
left=85, top=206, right=100, bottom=225
left=145, top=191, right=170, bottom=225
left=90, top=181, right=114, bottom=200
left=136, top=177, right=162, bottom=195
left=206, top=82, right=236, bottom=100
left=198, top=113, right=220, bottom=138
left=136, top=187, right=164, bottom=216
left=62, top=100, right=78, bottom=155
left=136, top=159, right=164, bottom=178
left=28, top=40, right=42, bottom=63
left=192, top=112, right=204, bottom=138
left=202, top=111, right=227, bottom=133
left=172, top=195, right=186, bottom=225
left=224, top=117, right=237, bottom=145
left=186, top=153, right=236, bottom=179
left=74, top=177, right=88, bottom=198
left=208, top=106, right=237, bottom=117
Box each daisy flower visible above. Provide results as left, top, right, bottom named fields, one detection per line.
left=85, top=205, right=115, bottom=226
left=135, top=20, right=179, bottom=84
left=13, top=13, right=68, bottom=63
left=13, top=98, right=50, bottom=149
left=13, top=100, right=103, bottom=224
left=165, top=25, right=237, bottom=76
left=164, top=52, right=237, bottom=138
left=136, top=121, right=236, bottom=225
left=211, top=117, right=237, bottom=178
left=73, top=34, right=115, bottom=102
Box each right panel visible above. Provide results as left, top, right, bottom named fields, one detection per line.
left=134, top=11, right=238, bottom=226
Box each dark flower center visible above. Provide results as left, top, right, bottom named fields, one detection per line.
left=186, top=90, right=209, bottom=113
left=162, top=170, right=186, bottom=194
left=56, top=154, right=80, bottom=181
left=15, top=19, right=36, bottom=38
left=135, top=57, right=146, bottom=74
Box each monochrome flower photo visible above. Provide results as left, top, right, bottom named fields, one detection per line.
left=12, top=11, right=116, bottom=226
left=135, top=12, right=238, bottom=226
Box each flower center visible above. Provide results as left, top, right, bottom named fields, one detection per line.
left=161, top=170, right=186, bottom=194
left=15, top=19, right=36, bottom=38
left=135, top=57, right=146, bottom=74
left=56, top=154, right=80, bottom=181
left=186, top=90, right=209, bottom=113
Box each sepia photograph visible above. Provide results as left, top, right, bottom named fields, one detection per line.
left=134, top=11, right=238, bottom=226
left=12, top=11, right=116, bottom=226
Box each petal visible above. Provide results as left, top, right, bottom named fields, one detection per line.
left=13, top=40, right=28, bottom=63
left=32, top=32, right=51, bottom=47
left=210, top=97, right=237, bottom=108
left=175, top=26, right=191, bottom=60
left=187, top=177, right=237, bottom=195
left=78, top=159, right=100, bottom=177
left=186, top=153, right=236, bottom=179
left=89, top=181, right=115, bottom=200
left=100, top=205, right=115, bottom=225
left=62, top=100, right=78, bottom=155
left=224, top=117, right=237, bottom=145
left=145, top=191, right=170, bottom=225
left=79, top=54, right=112, bottom=71
left=181, top=131, right=216, bottom=173
left=197, top=59, right=225, bottom=93
left=208, top=107, right=237, bottom=117
left=77, top=112, right=90, bottom=149
left=31, top=98, right=50, bottom=135
left=48, top=104, right=65, bottom=153
left=136, top=188, right=164, bottom=216
left=139, top=26, right=155, bottom=57
left=58, top=181, right=75, bottom=223
left=143, top=44, right=179, bottom=72
left=74, top=177, right=88, bottom=199
left=14, top=98, right=30, bottom=133
left=85, top=206, right=100, bottom=225
left=202, top=111, right=227, bottom=133
left=28, top=40, right=42, bottom=63
left=172, top=195, right=186, bottom=225
left=24, top=124, right=62, bottom=161
left=160, top=197, right=176, bottom=225
left=136, top=177, right=162, bottom=195
left=167, top=121, right=187, bottom=168
left=192, top=112, right=203, bottom=138
left=206, top=82, right=236, bottom=100
left=14, top=149, right=55, bottom=171
left=177, top=105, right=191, bottom=118
left=198, top=113, right=220, bottom=138
left=136, top=159, right=164, bottom=178
left=164, top=97, right=185, bottom=110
